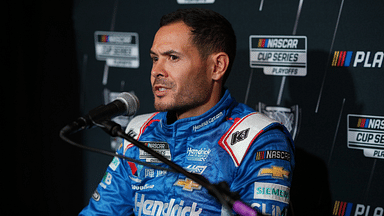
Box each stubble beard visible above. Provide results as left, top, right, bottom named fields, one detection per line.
left=153, top=70, right=211, bottom=115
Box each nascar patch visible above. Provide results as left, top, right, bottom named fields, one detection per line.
left=256, top=150, right=291, bottom=162
left=139, top=141, right=171, bottom=163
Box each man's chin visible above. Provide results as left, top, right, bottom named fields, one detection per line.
left=154, top=101, right=185, bottom=113
left=154, top=101, right=172, bottom=112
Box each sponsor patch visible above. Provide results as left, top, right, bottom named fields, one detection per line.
left=251, top=202, right=288, bottom=216
left=174, top=178, right=202, bottom=192
left=109, top=156, right=120, bottom=171
left=231, top=128, right=250, bottom=145
left=184, top=165, right=207, bottom=175
left=139, top=142, right=171, bottom=163
left=132, top=184, right=155, bottom=191
left=135, top=193, right=203, bottom=216
left=186, top=147, right=211, bottom=161
left=145, top=169, right=155, bottom=178
left=157, top=169, right=168, bottom=177
left=99, top=171, right=113, bottom=189
left=256, top=150, right=291, bottom=162
left=254, top=182, right=290, bottom=204
left=192, top=111, right=223, bottom=132
left=258, top=166, right=290, bottom=180
left=92, top=189, right=100, bottom=202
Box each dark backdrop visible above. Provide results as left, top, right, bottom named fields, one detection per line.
left=6, top=0, right=83, bottom=215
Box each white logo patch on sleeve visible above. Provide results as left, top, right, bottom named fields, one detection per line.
left=254, top=182, right=290, bottom=204
left=219, top=112, right=277, bottom=167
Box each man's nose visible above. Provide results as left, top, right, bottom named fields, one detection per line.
left=151, top=59, right=168, bottom=78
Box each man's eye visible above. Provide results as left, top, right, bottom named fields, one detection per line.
left=170, top=55, right=179, bottom=61
left=151, top=56, right=158, bottom=62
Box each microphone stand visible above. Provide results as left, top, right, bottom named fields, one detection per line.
left=100, top=120, right=257, bottom=216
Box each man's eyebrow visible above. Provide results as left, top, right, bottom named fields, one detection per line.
left=162, top=50, right=180, bottom=55
left=150, top=50, right=157, bottom=55
left=150, top=49, right=181, bottom=56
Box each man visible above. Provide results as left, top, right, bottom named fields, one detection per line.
left=80, top=8, right=294, bottom=216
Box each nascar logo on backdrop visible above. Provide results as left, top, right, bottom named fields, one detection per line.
left=332, top=51, right=383, bottom=68
left=94, top=31, right=139, bottom=68
left=347, top=114, right=384, bottom=159
left=249, top=35, right=307, bottom=76
left=332, top=200, right=383, bottom=216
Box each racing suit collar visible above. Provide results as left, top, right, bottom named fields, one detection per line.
left=160, top=89, right=236, bottom=136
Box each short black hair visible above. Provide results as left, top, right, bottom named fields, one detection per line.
left=160, top=8, right=236, bottom=84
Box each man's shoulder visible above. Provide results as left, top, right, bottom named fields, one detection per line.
left=219, top=111, right=284, bottom=166
left=227, top=102, right=283, bottom=136
left=124, top=112, right=161, bottom=139
left=127, top=112, right=160, bottom=128
left=122, top=112, right=161, bottom=154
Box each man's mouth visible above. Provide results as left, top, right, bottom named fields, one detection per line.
left=154, top=85, right=168, bottom=91
left=153, top=85, right=170, bottom=97
left=152, top=78, right=174, bottom=97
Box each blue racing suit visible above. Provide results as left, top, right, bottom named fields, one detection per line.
left=80, top=89, right=295, bottom=216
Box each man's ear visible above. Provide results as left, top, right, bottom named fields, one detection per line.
left=211, top=52, right=229, bottom=81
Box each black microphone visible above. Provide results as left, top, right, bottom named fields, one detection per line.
left=61, top=92, right=139, bottom=135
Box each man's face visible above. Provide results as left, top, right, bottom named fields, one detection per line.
left=150, top=22, right=213, bottom=115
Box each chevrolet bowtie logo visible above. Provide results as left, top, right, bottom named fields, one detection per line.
left=174, top=178, right=202, bottom=192
left=258, top=166, right=290, bottom=180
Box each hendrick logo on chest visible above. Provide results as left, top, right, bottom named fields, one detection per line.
left=186, top=147, right=211, bottom=161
